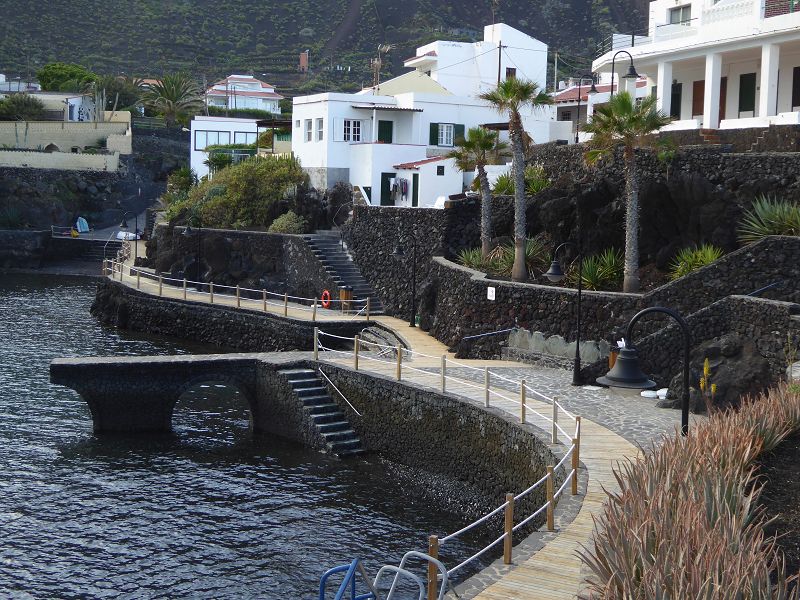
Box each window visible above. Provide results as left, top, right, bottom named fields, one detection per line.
left=316, top=118, right=324, bottom=141
left=669, top=4, right=691, bottom=25
left=234, top=131, right=257, bottom=145
left=305, top=119, right=312, bottom=142
left=560, top=111, right=572, bottom=121
left=438, top=123, right=454, bottom=147
left=506, top=67, right=517, bottom=80
left=295, top=119, right=300, bottom=128
left=195, top=130, right=231, bottom=150
left=436, top=165, right=445, bottom=176
left=342, top=119, right=362, bottom=142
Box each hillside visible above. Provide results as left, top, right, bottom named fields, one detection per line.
left=0, top=0, right=647, bottom=94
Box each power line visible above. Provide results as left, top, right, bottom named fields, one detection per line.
left=427, top=46, right=497, bottom=75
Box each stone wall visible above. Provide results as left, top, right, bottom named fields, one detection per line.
left=0, top=150, right=120, bottom=172
left=91, top=279, right=368, bottom=352
left=320, top=361, right=565, bottom=519
left=0, top=121, right=129, bottom=152
left=0, top=229, right=50, bottom=268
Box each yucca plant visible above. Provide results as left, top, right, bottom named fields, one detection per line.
left=568, top=248, right=623, bottom=291
left=524, top=164, right=550, bottom=195
left=457, top=247, right=486, bottom=271
left=491, top=172, right=515, bottom=195
left=669, top=244, right=724, bottom=279
left=738, top=195, right=800, bottom=244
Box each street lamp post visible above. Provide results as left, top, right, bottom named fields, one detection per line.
left=118, top=211, right=139, bottom=262
left=597, top=306, right=692, bottom=435
left=574, top=75, right=598, bottom=144
left=392, top=230, right=417, bottom=328
left=609, top=50, right=639, bottom=98
left=544, top=242, right=584, bottom=386
left=182, top=223, right=203, bottom=291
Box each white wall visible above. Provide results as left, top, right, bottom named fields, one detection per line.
left=417, top=158, right=462, bottom=207
left=190, top=116, right=259, bottom=179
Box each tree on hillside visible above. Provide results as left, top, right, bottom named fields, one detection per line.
left=583, top=91, right=671, bottom=292
left=90, top=75, right=143, bottom=111
left=0, top=93, right=46, bottom=121
left=142, top=73, right=203, bottom=127
left=480, top=78, right=552, bottom=282
left=447, top=126, right=507, bottom=259
left=36, top=62, right=96, bottom=92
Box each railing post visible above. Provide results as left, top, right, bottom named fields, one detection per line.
left=503, top=492, right=514, bottom=565
left=158, top=275, right=163, bottom=296
left=183, top=278, right=187, bottom=299
left=396, top=345, right=402, bottom=381
left=520, top=379, right=526, bottom=423
left=366, top=297, right=370, bottom=321
left=427, top=535, right=439, bottom=600
left=210, top=282, right=214, bottom=304
left=441, top=355, right=446, bottom=393
left=485, top=367, right=490, bottom=407
left=552, top=397, right=559, bottom=444
left=313, top=298, right=317, bottom=322
left=313, top=327, right=319, bottom=361
left=546, top=465, right=555, bottom=531
left=137, top=270, right=141, bottom=289
left=354, top=335, right=360, bottom=371
left=284, top=292, right=288, bottom=316
left=236, top=285, right=241, bottom=308
left=262, top=289, right=267, bottom=312
left=572, top=437, right=580, bottom=496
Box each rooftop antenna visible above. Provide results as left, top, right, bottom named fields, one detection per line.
left=491, top=0, right=501, bottom=26
left=372, top=44, right=394, bottom=93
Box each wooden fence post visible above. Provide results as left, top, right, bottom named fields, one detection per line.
left=552, top=397, right=559, bottom=444
left=546, top=466, right=555, bottom=531
left=396, top=345, right=402, bottom=381
left=158, top=275, right=163, bottom=296
left=485, top=367, right=490, bottom=407
left=427, top=535, right=439, bottom=600
left=503, top=493, right=514, bottom=565
left=236, top=285, right=241, bottom=308
left=313, top=327, right=319, bottom=361
left=520, top=380, right=526, bottom=423
left=354, top=335, right=360, bottom=371
left=441, top=355, right=446, bottom=393
left=210, top=282, right=214, bottom=304
left=366, top=297, right=370, bottom=321
left=284, top=293, right=288, bottom=316
left=572, top=437, right=580, bottom=496
left=313, top=298, right=317, bottom=322
left=183, top=278, right=187, bottom=300
left=137, top=270, right=141, bottom=289
left=262, top=289, right=267, bottom=312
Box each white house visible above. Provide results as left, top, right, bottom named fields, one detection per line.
left=292, top=23, right=572, bottom=207
left=593, top=0, right=800, bottom=130
left=190, top=116, right=259, bottom=179
left=205, top=75, right=283, bottom=115
left=0, top=73, right=40, bottom=92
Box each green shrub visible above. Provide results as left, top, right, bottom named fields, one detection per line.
left=568, top=248, right=623, bottom=291
left=669, top=244, right=723, bottom=279
left=491, top=172, right=514, bottom=195
left=458, top=238, right=548, bottom=277
left=524, top=164, right=550, bottom=195
left=268, top=211, right=307, bottom=234
left=0, top=93, right=46, bottom=121
left=163, top=167, right=197, bottom=206
left=738, top=195, right=800, bottom=244
left=457, top=247, right=485, bottom=271
left=207, top=106, right=275, bottom=120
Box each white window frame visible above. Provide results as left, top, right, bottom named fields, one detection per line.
left=669, top=4, right=691, bottom=25
left=316, top=118, right=324, bottom=141
left=305, top=119, right=312, bottom=142
left=194, top=130, right=231, bottom=150
left=234, top=131, right=257, bottom=145
left=438, top=123, right=454, bottom=147
left=340, top=119, right=362, bottom=142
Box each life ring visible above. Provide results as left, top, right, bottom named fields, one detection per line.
left=321, top=289, right=332, bottom=309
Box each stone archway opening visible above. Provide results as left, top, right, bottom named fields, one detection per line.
left=173, top=380, right=253, bottom=447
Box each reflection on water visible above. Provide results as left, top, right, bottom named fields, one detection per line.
left=0, top=273, right=487, bottom=597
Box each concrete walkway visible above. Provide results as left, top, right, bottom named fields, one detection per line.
left=107, top=256, right=701, bottom=598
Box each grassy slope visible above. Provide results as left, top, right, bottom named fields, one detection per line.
left=2, top=0, right=646, bottom=94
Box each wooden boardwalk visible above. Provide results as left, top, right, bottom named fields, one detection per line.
left=108, top=256, right=639, bottom=598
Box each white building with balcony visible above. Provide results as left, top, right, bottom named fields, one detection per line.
left=593, top=0, right=800, bottom=130
left=292, top=23, right=571, bottom=206
left=205, top=75, right=283, bottom=115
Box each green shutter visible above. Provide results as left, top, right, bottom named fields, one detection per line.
left=454, top=124, right=465, bottom=144
left=429, top=123, right=439, bottom=145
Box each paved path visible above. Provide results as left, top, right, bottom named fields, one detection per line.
left=107, top=256, right=702, bottom=598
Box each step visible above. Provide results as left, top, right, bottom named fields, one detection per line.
left=287, top=377, right=320, bottom=388
left=322, top=430, right=359, bottom=443
left=312, top=411, right=347, bottom=424
left=302, top=395, right=334, bottom=407
left=336, top=447, right=366, bottom=458
left=279, top=369, right=317, bottom=381
left=317, top=421, right=352, bottom=433
left=295, top=386, right=328, bottom=397
left=329, top=439, right=363, bottom=452
left=307, top=403, right=343, bottom=416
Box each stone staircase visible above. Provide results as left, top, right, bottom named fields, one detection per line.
left=279, top=368, right=364, bottom=458
left=748, top=129, right=769, bottom=153
left=303, top=230, right=384, bottom=314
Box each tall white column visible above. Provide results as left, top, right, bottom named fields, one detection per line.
left=656, top=61, right=673, bottom=116
left=759, top=43, right=780, bottom=118
left=703, top=53, right=722, bottom=129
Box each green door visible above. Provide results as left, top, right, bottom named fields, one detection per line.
left=378, top=120, right=393, bottom=143
left=380, top=172, right=396, bottom=206
left=412, top=173, right=419, bottom=207
left=739, top=73, right=756, bottom=114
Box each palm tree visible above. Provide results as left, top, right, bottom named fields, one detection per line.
left=142, top=73, right=203, bottom=127
left=480, top=78, right=552, bottom=282
left=583, top=91, right=671, bottom=292
left=447, top=127, right=507, bottom=258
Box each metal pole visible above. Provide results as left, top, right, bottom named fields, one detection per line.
left=572, top=252, right=583, bottom=386
left=575, top=79, right=582, bottom=144
left=409, top=236, right=417, bottom=327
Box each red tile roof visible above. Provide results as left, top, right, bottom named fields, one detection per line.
left=403, top=50, right=438, bottom=63
left=553, top=80, right=647, bottom=103
left=393, top=156, right=449, bottom=170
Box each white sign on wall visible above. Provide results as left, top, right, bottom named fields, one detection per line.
left=487, top=286, right=496, bottom=300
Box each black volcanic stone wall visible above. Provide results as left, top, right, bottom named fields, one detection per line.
left=320, top=361, right=564, bottom=520
left=0, top=230, right=50, bottom=268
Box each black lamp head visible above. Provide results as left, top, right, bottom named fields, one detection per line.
left=596, top=347, right=656, bottom=389
left=588, top=82, right=598, bottom=94
left=544, top=260, right=566, bottom=283
left=623, top=63, right=639, bottom=79
left=119, top=218, right=129, bottom=230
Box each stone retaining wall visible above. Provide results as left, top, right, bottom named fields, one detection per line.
left=319, top=361, right=565, bottom=519
left=91, top=279, right=367, bottom=352
left=0, top=229, right=50, bottom=268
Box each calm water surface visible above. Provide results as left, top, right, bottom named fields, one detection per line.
left=0, top=273, right=486, bottom=598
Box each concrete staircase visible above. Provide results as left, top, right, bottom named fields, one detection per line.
left=303, top=230, right=384, bottom=314
left=279, top=368, right=364, bottom=458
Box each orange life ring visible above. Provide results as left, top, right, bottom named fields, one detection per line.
left=321, top=289, right=332, bottom=309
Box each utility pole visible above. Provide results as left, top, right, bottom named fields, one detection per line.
left=552, top=51, right=559, bottom=92
left=496, top=40, right=504, bottom=85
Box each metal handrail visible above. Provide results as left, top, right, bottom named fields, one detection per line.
left=319, top=368, right=362, bottom=417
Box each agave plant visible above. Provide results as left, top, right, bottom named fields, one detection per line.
left=491, top=172, right=514, bottom=195
left=457, top=247, right=485, bottom=271
left=669, top=244, right=723, bottom=280
left=568, top=248, right=623, bottom=291
left=738, top=195, right=800, bottom=244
